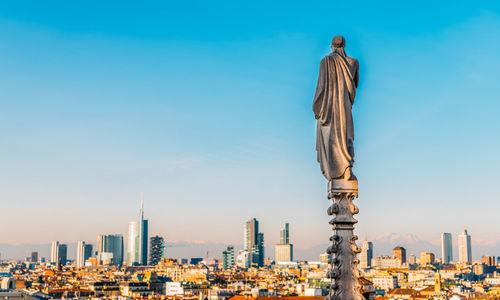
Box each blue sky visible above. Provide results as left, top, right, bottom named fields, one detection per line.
left=1, top=1, right=499, bottom=254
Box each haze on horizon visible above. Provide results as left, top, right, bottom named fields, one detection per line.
left=1, top=1, right=499, bottom=250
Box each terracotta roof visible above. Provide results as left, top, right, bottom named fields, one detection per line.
left=387, top=288, right=420, bottom=296
left=229, top=296, right=323, bottom=300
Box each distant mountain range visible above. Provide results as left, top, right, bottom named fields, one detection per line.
left=1, top=233, right=498, bottom=261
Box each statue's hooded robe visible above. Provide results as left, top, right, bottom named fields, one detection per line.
left=313, top=47, right=359, bottom=181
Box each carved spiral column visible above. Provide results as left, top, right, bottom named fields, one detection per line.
left=325, top=181, right=363, bottom=300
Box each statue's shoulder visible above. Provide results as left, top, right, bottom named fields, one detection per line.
left=345, top=56, right=359, bottom=67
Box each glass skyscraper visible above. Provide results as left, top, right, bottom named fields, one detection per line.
left=127, top=195, right=149, bottom=266
left=97, top=234, right=124, bottom=265
left=244, top=218, right=264, bottom=267
left=441, top=232, right=453, bottom=264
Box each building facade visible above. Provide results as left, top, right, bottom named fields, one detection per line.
left=222, top=245, right=235, bottom=270
left=359, top=241, right=373, bottom=268
left=97, top=234, right=124, bottom=265
left=393, top=246, right=406, bottom=265
left=441, top=233, right=453, bottom=264
left=149, top=235, right=165, bottom=266
left=458, top=228, right=472, bottom=264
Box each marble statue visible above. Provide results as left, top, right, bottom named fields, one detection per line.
left=313, top=35, right=359, bottom=182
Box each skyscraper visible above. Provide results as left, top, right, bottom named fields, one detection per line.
left=222, top=245, right=235, bottom=270
left=50, top=241, right=59, bottom=264
left=393, top=246, right=406, bottom=264
left=127, top=221, right=139, bottom=266
left=84, top=244, right=93, bottom=261
left=76, top=241, right=86, bottom=268
left=76, top=241, right=93, bottom=267
left=458, top=228, right=472, bottom=264
left=244, top=218, right=264, bottom=267
left=58, top=244, right=68, bottom=266
left=138, top=195, right=149, bottom=265
left=280, top=223, right=289, bottom=244
left=359, top=241, right=373, bottom=268
left=31, top=252, right=38, bottom=263
left=275, top=223, right=293, bottom=263
left=441, top=233, right=453, bottom=264
left=97, top=234, right=124, bottom=265
left=149, top=235, right=165, bottom=265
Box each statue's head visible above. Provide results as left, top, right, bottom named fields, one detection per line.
left=331, top=36, right=347, bottom=57
left=331, top=36, right=345, bottom=49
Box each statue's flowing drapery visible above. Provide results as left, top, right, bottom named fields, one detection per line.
left=313, top=50, right=359, bottom=180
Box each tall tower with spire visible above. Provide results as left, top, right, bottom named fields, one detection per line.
left=138, top=193, right=149, bottom=265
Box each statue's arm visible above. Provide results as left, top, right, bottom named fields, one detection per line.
left=354, top=59, right=359, bottom=88
left=313, top=58, right=327, bottom=119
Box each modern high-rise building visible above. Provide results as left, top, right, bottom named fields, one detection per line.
left=482, top=256, right=495, bottom=267
left=51, top=241, right=59, bottom=264
left=30, top=252, right=38, bottom=263
left=280, top=223, right=289, bottom=244
left=222, top=245, right=235, bottom=270
left=127, top=195, right=149, bottom=266
left=275, top=244, right=293, bottom=263
left=458, top=228, right=472, bottom=264
left=138, top=195, right=149, bottom=265
left=127, top=221, right=139, bottom=266
left=84, top=244, right=93, bottom=262
left=408, top=254, right=417, bottom=265
left=58, top=244, right=67, bottom=266
left=76, top=241, right=86, bottom=268
left=441, top=233, right=453, bottom=264
left=76, top=241, right=93, bottom=267
left=359, top=241, right=373, bottom=268
left=244, top=218, right=264, bottom=267
left=420, top=252, right=435, bottom=265
left=393, top=246, right=406, bottom=264
left=149, top=235, right=165, bottom=265
left=97, top=234, right=124, bottom=265
left=244, top=218, right=258, bottom=253
left=275, top=223, right=293, bottom=263
left=50, top=241, right=67, bottom=266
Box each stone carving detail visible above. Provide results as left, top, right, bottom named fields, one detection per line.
left=325, top=184, right=363, bottom=300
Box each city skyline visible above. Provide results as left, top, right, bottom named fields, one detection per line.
left=1, top=1, right=500, bottom=249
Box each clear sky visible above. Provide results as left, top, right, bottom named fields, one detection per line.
left=1, top=1, right=499, bottom=251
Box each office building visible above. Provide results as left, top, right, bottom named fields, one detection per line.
left=372, top=256, right=401, bottom=268
left=275, top=223, right=293, bottom=263
left=50, top=241, right=67, bottom=266
left=222, top=245, right=235, bottom=270
left=149, top=235, right=165, bottom=265
left=482, top=256, right=495, bottom=267
left=458, top=228, right=472, bottom=264
left=97, top=234, right=124, bottom=265
left=275, top=244, right=293, bottom=263
left=58, top=244, right=67, bottom=266
left=393, top=246, right=406, bottom=264
left=76, top=241, right=86, bottom=267
left=84, top=244, right=93, bottom=261
left=359, top=241, right=373, bottom=268
left=280, top=223, right=289, bottom=244
left=76, top=241, right=93, bottom=267
left=50, top=241, right=59, bottom=264
left=138, top=196, right=149, bottom=265
left=420, top=252, right=435, bottom=265
left=244, top=218, right=264, bottom=267
left=127, top=195, right=149, bottom=266
left=127, top=221, right=138, bottom=266
left=441, top=233, right=453, bottom=264
left=30, top=252, right=38, bottom=263
left=408, top=254, right=416, bottom=264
